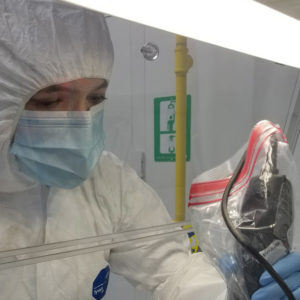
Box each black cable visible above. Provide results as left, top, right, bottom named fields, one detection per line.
left=221, top=151, right=295, bottom=300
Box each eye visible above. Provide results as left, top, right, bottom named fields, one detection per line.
left=25, top=96, right=63, bottom=111
left=88, top=94, right=107, bottom=106
left=32, top=98, right=62, bottom=108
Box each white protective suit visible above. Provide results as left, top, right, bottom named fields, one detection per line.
left=0, top=0, right=226, bottom=299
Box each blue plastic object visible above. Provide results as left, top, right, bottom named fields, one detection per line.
left=92, top=265, right=110, bottom=300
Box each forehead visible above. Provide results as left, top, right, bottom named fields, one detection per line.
left=36, top=78, right=107, bottom=95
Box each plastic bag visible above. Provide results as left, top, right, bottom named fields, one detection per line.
left=188, top=120, right=296, bottom=299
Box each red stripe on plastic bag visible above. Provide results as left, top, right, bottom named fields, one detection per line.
left=188, top=121, right=287, bottom=206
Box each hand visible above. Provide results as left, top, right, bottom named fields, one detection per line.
left=251, top=253, right=300, bottom=300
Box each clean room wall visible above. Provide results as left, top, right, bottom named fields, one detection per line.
left=104, top=15, right=300, bottom=299
left=143, top=28, right=299, bottom=217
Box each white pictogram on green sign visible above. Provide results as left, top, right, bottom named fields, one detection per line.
left=154, top=95, right=191, bottom=162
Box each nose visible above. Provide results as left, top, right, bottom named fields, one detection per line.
left=71, top=96, right=89, bottom=111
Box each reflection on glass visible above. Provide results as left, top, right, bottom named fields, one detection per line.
left=0, top=2, right=300, bottom=300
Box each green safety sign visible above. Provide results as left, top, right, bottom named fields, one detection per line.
left=154, top=95, right=191, bottom=162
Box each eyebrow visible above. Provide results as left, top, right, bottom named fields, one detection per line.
left=42, top=80, right=108, bottom=94
left=94, top=80, right=108, bottom=91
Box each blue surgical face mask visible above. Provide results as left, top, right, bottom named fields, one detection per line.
left=10, top=103, right=105, bottom=189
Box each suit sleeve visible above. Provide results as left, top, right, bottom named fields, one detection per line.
left=108, top=159, right=227, bottom=300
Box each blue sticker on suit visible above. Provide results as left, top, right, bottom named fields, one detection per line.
left=92, top=265, right=110, bottom=299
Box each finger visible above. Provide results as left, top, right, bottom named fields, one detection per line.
left=218, top=255, right=236, bottom=276
left=252, top=280, right=285, bottom=300
left=252, top=272, right=300, bottom=300
left=281, top=286, right=300, bottom=300
left=260, top=253, right=300, bottom=286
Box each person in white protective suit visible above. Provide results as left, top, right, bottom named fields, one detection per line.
left=0, top=1, right=227, bottom=299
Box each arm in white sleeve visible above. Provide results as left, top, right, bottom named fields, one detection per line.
left=107, top=156, right=227, bottom=299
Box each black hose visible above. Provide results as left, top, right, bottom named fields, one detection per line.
left=221, top=151, right=295, bottom=300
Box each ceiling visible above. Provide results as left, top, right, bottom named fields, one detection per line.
left=255, top=0, right=300, bottom=20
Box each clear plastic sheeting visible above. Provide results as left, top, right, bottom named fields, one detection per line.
left=189, top=120, right=296, bottom=299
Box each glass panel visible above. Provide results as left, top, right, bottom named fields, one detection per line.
left=0, top=2, right=299, bottom=300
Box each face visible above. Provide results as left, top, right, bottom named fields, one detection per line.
left=25, top=78, right=108, bottom=111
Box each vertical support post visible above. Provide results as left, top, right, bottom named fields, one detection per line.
left=174, top=35, right=193, bottom=222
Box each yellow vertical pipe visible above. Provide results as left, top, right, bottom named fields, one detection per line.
left=174, top=35, right=193, bottom=222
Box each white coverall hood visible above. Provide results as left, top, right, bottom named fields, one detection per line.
left=0, top=0, right=113, bottom=192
